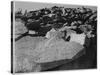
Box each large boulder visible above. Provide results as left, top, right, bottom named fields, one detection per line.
left=15, top=20, right=28, bottom=38
left=15, top=30, right=85, bottom=72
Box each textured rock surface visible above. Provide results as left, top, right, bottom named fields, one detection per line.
left=15, top=36, right=45, bottom=72
left=34, top=38, right=84, bottom=63
left=15, top=32, right=84, bottom=72
left=15, top=19, right=28, bottom=38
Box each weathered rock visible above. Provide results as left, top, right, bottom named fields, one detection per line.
left=15, top=36, right=44, bottom=72
left=34, top=40, right=84, bottom=63
left=15, top=20, right=28, bottom=38
left=15, top=32, right=84, bottom=72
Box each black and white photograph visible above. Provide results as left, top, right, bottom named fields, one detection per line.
left=11, top=1, right=97, bottom=73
